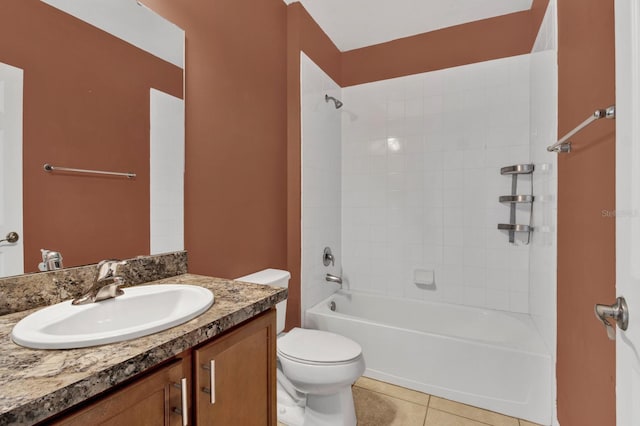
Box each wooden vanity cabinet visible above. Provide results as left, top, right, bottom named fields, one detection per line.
left=50, top=358, right=188, bottom=426
left=194, top=308, right=277, bottom=425
left=47, top=309, right=276, bottom=426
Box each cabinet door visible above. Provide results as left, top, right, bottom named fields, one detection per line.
left=194, top=309, right=276, bottom=425
left=51, top=358, right=187, bottom=426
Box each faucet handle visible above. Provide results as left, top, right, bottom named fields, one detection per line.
left=97, top=259, right=127, bottom=280
left=323, top=247, right=335, bottom=267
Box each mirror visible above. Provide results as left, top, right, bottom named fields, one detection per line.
left=0, top=0, right=185, bottom=277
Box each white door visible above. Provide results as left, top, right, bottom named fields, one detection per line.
left=0, top=62, right=23, bottom=278
left=615, top=0, right=640, bottom=424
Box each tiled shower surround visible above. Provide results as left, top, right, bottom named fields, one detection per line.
left=300, top=53, right=343, bottom=316
left=301, top=8, right=557, bottom=421
left=341, top=55, right=533, bottom=313
left=528, top=0, right=558, bottom=390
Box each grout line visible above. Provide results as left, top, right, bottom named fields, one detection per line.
left=353, top=383, right=430, bottom=407
left=356, top=380, right=532, bottom=425
left=427, top=408, right=497, bottom=426
left=427, top=396, right=520, bottom=425
left=356, top=378, right=433, bottom=405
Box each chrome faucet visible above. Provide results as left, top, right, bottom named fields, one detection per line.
left=72, top=260, right=127, bottom=305
left=38, top=249, right=63, bottom=271
left=325, top=273, right=342, bottom=285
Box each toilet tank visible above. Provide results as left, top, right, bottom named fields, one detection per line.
left=236, top=269, right=290, bottom=334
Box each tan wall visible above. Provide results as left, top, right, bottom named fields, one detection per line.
left=286, top=3, right=342, bottom=328
left=143, top=0, right=289, bottom=282
left=341, top=0, right=549, bottom=86
left=0, top=0, right=182, bottom=272
left=556, top=0, right=616, bottom=424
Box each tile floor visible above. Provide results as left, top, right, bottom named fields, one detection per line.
left=279, top=377, right=543, bottom=426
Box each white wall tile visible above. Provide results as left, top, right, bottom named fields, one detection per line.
left=464, top=286, right=486, bottom=306
left=486, top=268, right=511, bottom=291
left=529, top=13, right=558, bottom=367
left=301, top=53, right=342, bottom=322
left=342, top=54, right=534, bottom=313
left=529, top=1, right=557, bottom=417
left=509, top=291, right=529, bottom=313
left=532, top=0, right=557, bottom=53
left=486, top=289, right=510, bottom=310
left=463, top=247, right=486, bottom=267
left=443, top=246, right=464, bottom=265
left=442, top=285, right=465, bottom=304
left=463, top=266, right=486, bottom=288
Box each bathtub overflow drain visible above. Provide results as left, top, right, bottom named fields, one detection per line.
left=329, top=301, right=336, bottom=311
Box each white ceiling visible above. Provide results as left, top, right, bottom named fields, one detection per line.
left=285, top=0, right=533, bottom=52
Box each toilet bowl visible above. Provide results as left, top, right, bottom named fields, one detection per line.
left=236, top=269, right=365, bottom=426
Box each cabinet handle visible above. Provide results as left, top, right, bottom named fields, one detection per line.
left=201, top=360, right=215, bottom=404
left=172, top=378, right=188, bottom=426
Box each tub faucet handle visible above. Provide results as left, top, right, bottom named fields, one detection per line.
left=323, top=247, right=335, bottom=267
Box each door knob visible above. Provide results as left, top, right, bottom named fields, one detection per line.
left=594, top=296, right=629, bottom=340
left=0, top=232, right=19, bottom=244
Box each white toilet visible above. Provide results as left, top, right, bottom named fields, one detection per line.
left=236, top=269, right=365, bottom=426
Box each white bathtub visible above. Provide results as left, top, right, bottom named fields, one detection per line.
left=305, top=290, right=552, bottom=425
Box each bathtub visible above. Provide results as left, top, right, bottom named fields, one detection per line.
left=305, top=290, right=552, bottom=425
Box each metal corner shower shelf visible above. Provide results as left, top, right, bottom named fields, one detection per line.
left=497, top=163, right=534, bottom=244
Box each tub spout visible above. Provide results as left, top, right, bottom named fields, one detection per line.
left=326, top=273, right=342, bottom=285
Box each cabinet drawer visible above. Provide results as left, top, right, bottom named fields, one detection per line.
left=50, top=359, right=186, bottom=426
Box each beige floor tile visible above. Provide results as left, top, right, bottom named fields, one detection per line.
left=429, top=396, right=518, bottom=426
left=424, top=409, right=491, bottom=426
left=354, top=376, right=430, bottom=406
left=353, top=386, right=427, bottom=426
left=519, top=421, right=543, bottom=426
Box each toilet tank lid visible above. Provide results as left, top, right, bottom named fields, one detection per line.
left=236, top=268, right=291, bottom=285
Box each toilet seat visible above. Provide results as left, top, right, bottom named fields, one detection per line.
left=277, top=328, right=362, bottom=364
left=278, top=350, right=362, bottom=366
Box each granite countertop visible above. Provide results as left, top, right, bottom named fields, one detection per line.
left=0, top=274, right=287, bottom=425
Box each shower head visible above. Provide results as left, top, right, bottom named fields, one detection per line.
left=325, top=94, right=343, bottom=109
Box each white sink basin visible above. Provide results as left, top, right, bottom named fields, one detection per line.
left=11, top=284, right=214, bottom=349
